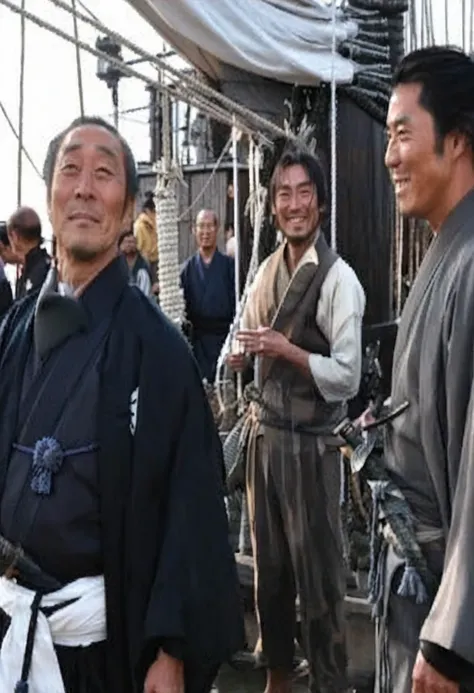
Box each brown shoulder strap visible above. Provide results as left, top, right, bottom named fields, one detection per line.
left=289, top=232, right=338, bottom=345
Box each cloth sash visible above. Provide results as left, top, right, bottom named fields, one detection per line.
left=374, top=525, right=444, bottom=693
left=0, top=574, right=106, bottom=693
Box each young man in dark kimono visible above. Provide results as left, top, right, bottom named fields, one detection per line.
left=228, top=145, right=365, bottom=693
left=381, top=46, right=474, bottom=693
left=181, top=209, right=235, bottom=382
left=0, top=116, right=243, bottom=693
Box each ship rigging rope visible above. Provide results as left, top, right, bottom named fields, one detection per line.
left=17, top=0, right=26, bottom=206
left=329, top=0, right=337, bottom=251
left=177, top=136, right=232, bottom=222
left=75, top=0, right=98, bottom=22
left=1, top=0, right=288, bottom=141
left=0, top=2, right=279, bottom=142
left=71, top=0, right=84, bottom=117
left=0, top=100, right=42, bottom=179
left=471, top=0, right=474, bottom=52
left=43, top=0, right=288, bottom=138
left=0, top=0, right=251, bottom=135
left=444, top=0, right=449, bottom=43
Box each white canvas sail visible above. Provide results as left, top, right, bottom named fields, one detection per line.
left=125, top=0, right=358, bottom=84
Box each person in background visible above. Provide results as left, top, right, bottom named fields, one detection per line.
left=0, top=223, right=20, bottom=267
left=0, top=257, right=12, bottom=320
left=226, top=235, right=236, bottom=258
left=224, top=223, right=234, bottom=244
left=134, top=192, right=158, bottom=282
left=7, top=206, right=51, bottom=299
left=228, top=144, right=365, bottom=693
left=181, top=209, right=235, bottom=383
left=118, top=229, right=152, bottom=296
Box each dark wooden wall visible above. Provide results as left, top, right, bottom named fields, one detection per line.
left=137, top=163, right=249, bottom=265
left=332, top=95, right=395, bottom=325
left=307, top=90, right=396, bottom=325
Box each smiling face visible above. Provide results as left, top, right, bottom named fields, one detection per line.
left=272, top=164, right=320, bottom=246
left=48, top=124, right=132, bottom=262
left=194, top=210, right=218, bottom=252
left=385, top=83, right=461, bottom=228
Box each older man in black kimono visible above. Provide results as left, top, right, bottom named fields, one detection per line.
left=181, top=209, right=235, bottom=383
left=0, top=116, right=243, bottom=693
left=381, top=46, right=474, bottom=693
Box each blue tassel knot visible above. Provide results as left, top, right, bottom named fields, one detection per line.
left=368, top=480, right=388, bottom=606
left=31, top=437, right=64, bottom=496
left=397, top=564, right=428, bottom=604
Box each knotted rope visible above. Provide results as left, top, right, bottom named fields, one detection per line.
left=335, top=417, right=439, bottom=614
left=155, top=92, right=186, bottom=326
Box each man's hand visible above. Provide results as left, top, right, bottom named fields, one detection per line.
left=356, top=406, right=376, bottom=428
left=412, top=651, right=459, bottom=693
left=237, top=327, right=290, bottom=359
left=144, top=650, right=184, bottom=693
left=226, top=353, right=247, bottom=372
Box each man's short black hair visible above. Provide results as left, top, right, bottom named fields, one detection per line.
left=0, top=222, right=9, bottom=247
left=270, top=145, right=328, bottom=211
left=142, top=191, right=155, bottom=213
left=393, top=46, right=474, bottom=154
left=43, top=116, right=139, bottom=202
left=118, top=229, right=134, bottom=246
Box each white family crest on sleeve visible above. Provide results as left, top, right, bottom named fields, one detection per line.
left=130, top=387, right=139, bottom=435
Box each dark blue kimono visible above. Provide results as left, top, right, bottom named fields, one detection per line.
left=181, top=250, right=235, bottom=382
left=0, top=258, right=243, bottom=693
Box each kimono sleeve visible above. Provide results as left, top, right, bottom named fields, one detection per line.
left=420, top=374, right=474, bottom=666
left=420, top=262, right=474, bottom=666
left=142, top=355, right=244, bottom=668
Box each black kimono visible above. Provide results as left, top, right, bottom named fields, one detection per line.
left=15, top=244, right=51, bottom=299
left=180, top=250, right=235, bottom=383
left=0, top=257, right=244, bottom=692
left=0, top=262, right=12, bottom=321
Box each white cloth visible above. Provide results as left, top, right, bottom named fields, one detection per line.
left=135, top=267, right=152, bottom=296
left=0, top=575, right=106, bottom=693
left=308, top=257, right=365, bottom=402
left=126, top=0, right=357, bottom=85
left=245, top=245, right=366, bottom=403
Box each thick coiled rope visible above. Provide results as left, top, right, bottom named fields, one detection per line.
left=155, top=92, right=186, bottom=326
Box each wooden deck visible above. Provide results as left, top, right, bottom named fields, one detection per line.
left=235, top=554, right=375, bottom=689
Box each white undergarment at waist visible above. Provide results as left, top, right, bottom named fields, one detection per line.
left=0, top=574, right=106, bottom=693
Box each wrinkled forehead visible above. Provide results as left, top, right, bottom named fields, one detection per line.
left=56, top=125, right=124, bottom=167
left=196, top=210, right=217, bottom=227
